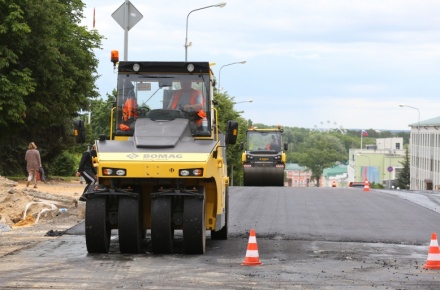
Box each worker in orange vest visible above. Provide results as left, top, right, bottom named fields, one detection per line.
left=119, top=89, right=138, bottom=131
left=122, top=97, right=138, bottom=121
left=167, top=79, right=206, bottom=126
left=167, top=79, right=204, bottom=111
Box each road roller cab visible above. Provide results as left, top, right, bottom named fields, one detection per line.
left=81, top=52, right=238, bottom=254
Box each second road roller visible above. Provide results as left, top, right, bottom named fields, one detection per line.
left=241, top=126, right=287, bottom=186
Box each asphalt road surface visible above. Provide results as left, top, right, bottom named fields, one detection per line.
left=1, top=187, right=440, bottom=289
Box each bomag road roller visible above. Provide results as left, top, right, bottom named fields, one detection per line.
left=79, top=51, right=238, bottom=254
left=241, top=126, right=287, bottom=186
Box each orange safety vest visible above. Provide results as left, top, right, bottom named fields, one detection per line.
left=122, top=97, right=138, bottom=121
left=170, top=90, right=204, bottom=109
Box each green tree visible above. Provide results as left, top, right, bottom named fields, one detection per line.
left=293, top=133, right=347, bottom=186
left=395, top=146, right=410, bottom=189
left=284, top=127, right=309, bottom=152
left=213, top=90, right=248, bottom=185
left=0, top=0, right=103, bottom=175
left=0, top=1, right=35, bottom=126
left=89, top=91, right=116, bottom=141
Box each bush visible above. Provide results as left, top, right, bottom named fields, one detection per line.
left=49, top=151, right=79, bottom=176
left=370, top=182, right=384, bottom=189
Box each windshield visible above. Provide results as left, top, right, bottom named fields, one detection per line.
left=115, top=73, right=210, bottom=136
left=247, top=131, right=283, bottom=152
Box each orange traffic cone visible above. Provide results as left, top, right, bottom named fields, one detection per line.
left=242, top=229, right=262, bottom=266
left=363, top=179, right=370, bottom=192
left=424, top=232, right=440, bottom=269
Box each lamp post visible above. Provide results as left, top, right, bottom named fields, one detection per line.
left=356, top=153, right=370, bottom=182
left=385, top=148, right=393, bottom=189
left=78, top=109, right=91, bottom=124
left=233, top=99, right=253, bottom=105
left=218, top=61, right=246, bottom=92
left=185, top=2, right=226, bottom=62
left=399, top=104, right=420, bottom=190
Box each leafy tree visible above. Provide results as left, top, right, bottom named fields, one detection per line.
left=0, top=0, right=103, bottom=175
left=89, top=91, right=116, bottom=141
left=284, top=127, right=309, bottom=151
left=292, top=133, right=347, bottom=186
left=0, top=1, right=35, bottom=126
left=395, top=146, right=410, bottom=189
left=284, top=128, right=351, bottom=164
left=213, top=90, right=248, bottom=185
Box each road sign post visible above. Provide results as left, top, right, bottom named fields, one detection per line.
left=112, top=0, right=143, bottom=61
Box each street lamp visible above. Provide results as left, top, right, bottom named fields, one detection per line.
left=356, top=153, right=370, bottom=182
left=218, top=61, right=247, bottom=92
left=233, top=99, right=253, bottom=105
left=399, top=104, right=420, bottom=190
left=78, top=109, right=91, bottom=124
left=185, top=2, right=226, bottom=62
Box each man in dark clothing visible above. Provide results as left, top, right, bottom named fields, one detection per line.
left=76, top=145, right=97, bottom=201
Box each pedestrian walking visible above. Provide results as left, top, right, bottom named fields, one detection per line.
left=25, top=142, right=42, bottom=188
left=76, top=144, right=97, bottom=201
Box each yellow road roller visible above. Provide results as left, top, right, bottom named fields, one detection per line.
left=241, top=126, right=287, bottom=186
left=78, top=51, right=238, bottom=254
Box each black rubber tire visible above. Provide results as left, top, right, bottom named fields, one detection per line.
left=85, top=196, right=111, bottom=253
left=183, top=187, right=206, bottom=254
left=151, top=196, right=173, bottom=254
left=118, top=195, right=143, bottom=254
left=211, top=188, right=228, bottom=240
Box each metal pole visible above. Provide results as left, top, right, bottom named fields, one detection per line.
left=399, top=104, right=420, bottom=190
left=389, top=155, right=391, bottom=189
left=233, top=99, right=253, bottom=105
left=218, top=61, right=246, bottom=92
left=124, top=0, right=129, bottom=61
left=185, top=3, right=226, bottom=62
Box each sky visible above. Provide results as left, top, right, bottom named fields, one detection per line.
left=83, top=0, right=440, bottom=131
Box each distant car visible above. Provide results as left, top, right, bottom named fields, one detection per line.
left=349, top=182, right=364, bottom=188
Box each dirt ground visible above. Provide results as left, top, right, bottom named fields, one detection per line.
left=0, top=176, right=86, bottom=256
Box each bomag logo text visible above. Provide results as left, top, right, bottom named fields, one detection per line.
left=143, top=153, right=183, bottom=160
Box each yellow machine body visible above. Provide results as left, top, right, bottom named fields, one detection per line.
left=83, top=59, right=238, bottom=254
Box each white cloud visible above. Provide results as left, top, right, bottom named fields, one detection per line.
left=85, top=0, right=440, bottom=130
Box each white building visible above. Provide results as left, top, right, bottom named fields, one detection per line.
left=408, top=116, right=440, bottom=190
left=375, top=137, right=403, bottom=151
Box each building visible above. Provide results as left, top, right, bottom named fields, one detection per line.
left=285, top=163, right=312, bottom=187
left=347, top=138, right=405, bottom=188
left=322, top=164, right=348, bottom=187
left=407, top=116, right=440, bottom=190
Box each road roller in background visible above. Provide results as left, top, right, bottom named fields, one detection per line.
left=78, top=51, right=238, bottom=255
left=241, top=126, right=287, bottom=186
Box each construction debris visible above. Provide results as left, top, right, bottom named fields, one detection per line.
left=0, top=176, right=85, bottom=231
